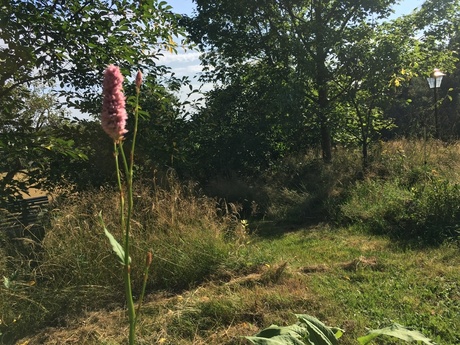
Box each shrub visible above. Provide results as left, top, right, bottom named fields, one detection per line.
left=340, top=179, right=412, bottom=233
left=340, top=176, right=460, bottom=243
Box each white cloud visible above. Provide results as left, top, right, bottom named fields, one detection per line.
left=156, top=49, right=207, bottom=81
left=173, top=64, right=203, bottom=76
left=157, top=50, right=201, bottom=64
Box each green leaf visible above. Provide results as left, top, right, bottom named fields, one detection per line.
left=246, top=335, right=305, bottom=345
left=331, top=328, right=343, bottom=340
left=255, top=324, right=307, bottom=339
left=296, top=314, right=341, bottom=345
left=357, top=323, right=435, bottom=345
left=246, top=324, right=308, bottom=345
left=99, top=212, right=130, bottom=264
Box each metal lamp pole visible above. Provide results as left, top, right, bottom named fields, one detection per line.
left=426, top=68, right=445, bottom=140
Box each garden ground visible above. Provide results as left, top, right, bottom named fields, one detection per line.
left=12, top=225, right=460, bottom=345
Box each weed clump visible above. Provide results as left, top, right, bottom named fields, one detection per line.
left=340, top=140, right=460, bottom=244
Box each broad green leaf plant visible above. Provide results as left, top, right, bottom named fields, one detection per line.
left=247, top=314, right=435, bottom=345
left=99, top=65, right=151, bottom=345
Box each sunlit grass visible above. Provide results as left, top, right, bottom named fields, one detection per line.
left=7, top=226, right=459, bottom=345
left=2, top=139, right=460, bottom=344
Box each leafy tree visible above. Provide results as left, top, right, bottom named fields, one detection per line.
left=379, top=0, right=460, bottom=140
left=0, top=85, right=87, bottom=203
left=26, top=78, right=191, bottom=194
left=0, top=0, right=189, bottom=200
left=1, top=0, right=185, bottom=113
left=186, top=0, right=398, bottom=162
left=186, top=0, right=460, bottom=169
left=188, top=62, right=309, bottom=179
left=126, top=75, right=192, bottom=176
left=45, top=119, right=118, bottom=192
left=333, top=18, right=422, bottom=170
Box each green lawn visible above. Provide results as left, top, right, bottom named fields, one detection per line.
left=9, top=225, right=459, bottom=345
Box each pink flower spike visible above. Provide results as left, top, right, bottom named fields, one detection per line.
left=101, top=65, right=128, bottom=143
left=135, top=70, right=143, bottom=90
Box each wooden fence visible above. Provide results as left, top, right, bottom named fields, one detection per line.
left=0, top=195, right=49, bottom=238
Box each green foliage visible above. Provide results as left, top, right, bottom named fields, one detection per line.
left=0, top=86, right=87, bottom=203
left=340, top=175, right=460, bottom=243
left=248, top=314, right=434, bottom=345
left=357, top=323, right=435, bottom=345
left=0, top=0, right=192, bottom=204
left=100, top=212, right=129, bottom=265
left=1, top=0, right=185, bottom=113
left=247, top=314, right=341, bottom=345
left=189, top=1, right=460, bottom=173
left=187, top=0, right=459, bottom=164
left=188, top=63, right=308, bottom=179
left=126, top=76, right=192, bottom=175
left=42, top=119, right=116, bottom=192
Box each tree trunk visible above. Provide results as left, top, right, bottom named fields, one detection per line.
left=362, top=139, right=368, bottom=172
left=320, top=115, right=332, bottom=163
left=314, top=0, right=332, bottom=163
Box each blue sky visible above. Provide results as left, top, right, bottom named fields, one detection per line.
left=165, top=0, right=425, bottom=17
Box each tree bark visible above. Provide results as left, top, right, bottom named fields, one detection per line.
left=314, top=0, right=332, bottom=163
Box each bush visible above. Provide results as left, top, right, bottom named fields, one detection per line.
left=340, top=179, right=413, bottom=235
left=340, top=176, right=460, bottom=244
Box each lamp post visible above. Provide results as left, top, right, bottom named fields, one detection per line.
left=426, top=68, right=445, bottom=139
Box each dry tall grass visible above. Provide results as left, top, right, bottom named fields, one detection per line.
left=0, top=176, right=247, bottom=343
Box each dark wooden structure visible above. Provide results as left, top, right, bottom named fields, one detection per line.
left=0, top=195, right=49, bottom=238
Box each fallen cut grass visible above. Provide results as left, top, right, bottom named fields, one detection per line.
left=9, top=227, right=460, bottom=345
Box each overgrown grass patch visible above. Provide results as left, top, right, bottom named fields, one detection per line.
left=0, top=179, right=245, bottom=343
left=340, top=176, right=460, bottom=243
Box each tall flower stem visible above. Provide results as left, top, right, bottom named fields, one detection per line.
left=101, top=66, right=145, bottom=345
left=114, top=143, right=125, bottom=233
left=119, top=73, right=142, bottom=345
left=115, top=142, right=136, bottom=345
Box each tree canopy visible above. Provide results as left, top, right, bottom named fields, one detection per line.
left=0, top=0, right=186, bottom=113
left=184, top=0, right=459, bottom=167
left=186, top=0, right=400, bottom=161
left=0, top=0, right=189, bottom=200
left=1, top=0, right=460, bottom=200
